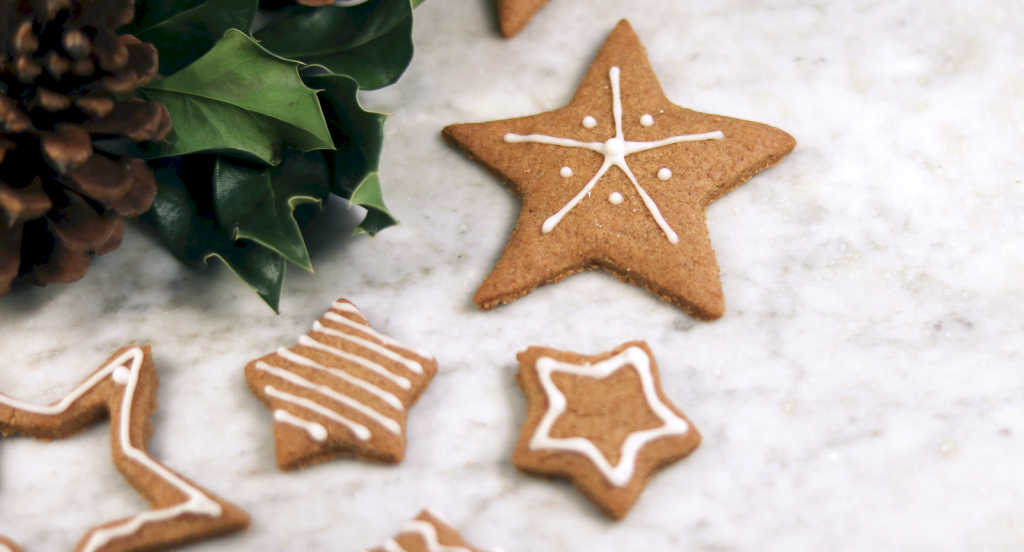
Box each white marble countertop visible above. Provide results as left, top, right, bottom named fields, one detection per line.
left=3, top=1, right=1024, bottom=550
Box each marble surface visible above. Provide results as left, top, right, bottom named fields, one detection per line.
left=3, top=0, right=1024, bottom=550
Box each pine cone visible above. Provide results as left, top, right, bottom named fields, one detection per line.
left=0, top=0, right=171, bottom=296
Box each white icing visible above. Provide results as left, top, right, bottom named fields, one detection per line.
left=312, top=321, right=421, bottom=380
left=0, top=543, right=11, bottom=552
left=112, top=366, right=130, bottom=385
left=609, top=192, right=624, bottom=205
left=324, top=311, right=432, bottom=367
left=560, top=166, right=573, bottom=178
left=256, top=363, right=402, bottom=433
left=0, top=348, right=224, bottom=552
left=292, top=341, right=409, bottom=400
left=331, top=300, right=370, bottom=321
left=384, top=539, right=407, bottom=552
left=503, top=67, right=724, bottom=243
left=265, top=385, right=371, bottom=441
left=399, top=520, right=472, bottom=552
left=640, top=114, right=654, bottom=127
left=582, top=116, right=597, bottom=128
left=425, top=508, right=454, bottom=526
left=274, top=348, right=403, bottom=410
left=529, top=346, right=690, bottom=487
left=658, top=168, right=672, bottom=180
left=274, top=409, right=327, bottom=441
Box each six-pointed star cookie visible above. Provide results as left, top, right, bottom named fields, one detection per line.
left=513, top=341, right=701, bottom=519
left=0, top=346, right=249, bottom=552
left=443, top=19, right=796, bottom=320
left=496, top=0, right=551, bottom=38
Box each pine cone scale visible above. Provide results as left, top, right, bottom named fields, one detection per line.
left=64, top=154, right=133, bottom=203
left=47, top=188, right=117, bottom=252
left=0, top=178, right=51, bottom=225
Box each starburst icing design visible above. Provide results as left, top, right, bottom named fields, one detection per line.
left=504, top=66, right=723, bottom=244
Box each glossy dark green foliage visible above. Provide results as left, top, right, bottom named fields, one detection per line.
left=303, top=73, right=397, bottom=235
left=122, top=0, right=258, bottom=75
left=213, top=151, right=331, bottom=272
left=131, top=0, right=411, bottom=310
left=139, top=30, right=334, bottom=165
left=254, top=0, right=414, bottom=90
left=142, top=156, right=287, bottom=311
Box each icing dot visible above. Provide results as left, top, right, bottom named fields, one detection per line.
left=309, top=424, right=328, bottom=441
left=640, top=114, right=654, bottom=127
left=582, top=116, right=597, bottom=129
left=604, top=138, right=625, bottom=157
left=658, top=168, right=672, bottom=181
left=112, top=367, right=131, bottom=385
left=560, top=166, right=573, bottom=178
left=609, top=192, right=624, bottom=205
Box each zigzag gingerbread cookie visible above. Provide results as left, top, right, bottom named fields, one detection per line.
left=245, top=299, right=438, bottom=470
left=0, top=346, right=249, bottom=552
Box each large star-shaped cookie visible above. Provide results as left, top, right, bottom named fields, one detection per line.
left=443, top=20, right=796, bottom=320
left=0, top=346, right=249, bottom=552
left=513, top=341, right=700, bottom=519
left=496, top=0, right=550, bottom=38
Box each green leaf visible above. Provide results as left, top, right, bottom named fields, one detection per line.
left=142, top=155, right=286, bottom=311
left=213, top=152, right=332, bottom=272
left=302, top=73, right=398, bottom=234
left=302, top=74, right=383, bottom=195
left=254, top=0, right=414, bottom=90
left=351, top=173, right=399, bottom=235
left=138, top=30, right=334, bottom=165
left=122, top=0, right=258, bottom=75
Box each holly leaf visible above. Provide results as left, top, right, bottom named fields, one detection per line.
left=254, top=0, right=414, bottom=90
left=350, top=173, right=398, bottom=236
left=138, top=30, right=334, bottom=165
left=213, top=152, right=332, bottom=272
left=122, top=0, right=258, bottom=75
left=142, top=155, right=286, bottom=311
left=303, top=73, right=398, bottom=235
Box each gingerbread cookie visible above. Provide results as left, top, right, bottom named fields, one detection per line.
left=245, top=299, right=438, bottom=470
left=365, top=509, right=497, bottom=552
left=497, top=0, right=551, bottom=38
left=443, top=20, right=796, bottom=320
left=513, top=341, right=700, bottom=519
left=0, top=536, right=21, bottom=552
left=0, top=346, right=249, bottom=552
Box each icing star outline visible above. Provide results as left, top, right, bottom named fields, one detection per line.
left=443, top=20, right=796, bottom=319
left=513, top=341, right=701, bottom=519
left=530, top=345, right=690, bottom=487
